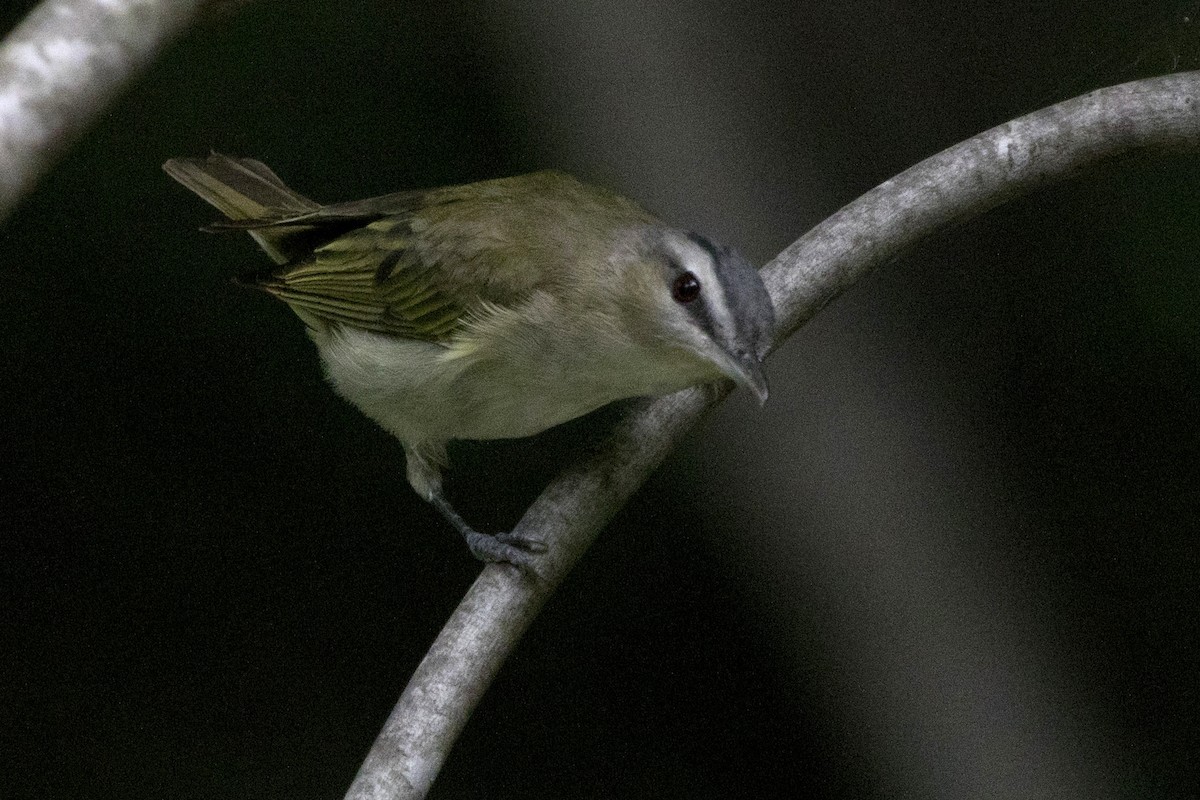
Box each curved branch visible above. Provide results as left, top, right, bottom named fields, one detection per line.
left=343, top=72, right=1200, bottom=800
left=0, top=0, right=206, bottom=221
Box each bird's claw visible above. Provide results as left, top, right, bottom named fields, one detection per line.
left=463, top=529, right=547, bottom=571
left=495, top=530, right=548, bottom=553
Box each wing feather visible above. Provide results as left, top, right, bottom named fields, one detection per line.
left=185, top=164, right=658, bottom=341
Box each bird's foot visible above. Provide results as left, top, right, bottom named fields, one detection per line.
left=429, top=490, right=547, bottom=571
left=462, top=529, right=548, bottom=570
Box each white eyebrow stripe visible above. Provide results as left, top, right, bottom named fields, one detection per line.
left=676, top=238, right=735, bottom=344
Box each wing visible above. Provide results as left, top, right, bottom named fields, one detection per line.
left=253, top=215, right=479, bottom=341
left=238, top=169, right=655, bottom=341
left=168, top=156, right=622, bottom=340
left=198, top=166, right=657, bottom=341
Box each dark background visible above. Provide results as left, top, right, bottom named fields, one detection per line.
left=2, top=1, right=1199, bottom=797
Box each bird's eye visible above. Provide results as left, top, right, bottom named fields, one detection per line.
left=672, top=271, right=702, bottom=304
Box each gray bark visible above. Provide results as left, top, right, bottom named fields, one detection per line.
left=0, top=0, right=204, bottom=220
left=343, top=71, right=1200, bottom=800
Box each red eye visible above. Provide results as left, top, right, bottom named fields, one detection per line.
left=672, top=271, right=701, bottom=303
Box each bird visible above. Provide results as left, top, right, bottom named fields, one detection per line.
left=163, top=153, right=775, bottom=568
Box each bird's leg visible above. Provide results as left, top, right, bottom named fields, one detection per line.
left=427, top=489, right=547, bottom=569
left=406, top=442, right=547, bottom=568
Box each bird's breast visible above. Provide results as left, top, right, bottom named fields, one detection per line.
left=314, top=325, right=654, bottom=445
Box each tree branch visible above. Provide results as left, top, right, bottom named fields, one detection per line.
left=344, top=72, right=1200, bottom=800
left=0, top=0, right=206, bottom=221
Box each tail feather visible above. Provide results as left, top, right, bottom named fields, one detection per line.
left=163, top=153, right=323, bottom=264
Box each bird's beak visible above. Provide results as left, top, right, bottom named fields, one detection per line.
left=721, top=351, right=769, bottom=405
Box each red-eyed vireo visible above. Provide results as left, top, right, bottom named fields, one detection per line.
left=164, top=154, right=774, bottom=567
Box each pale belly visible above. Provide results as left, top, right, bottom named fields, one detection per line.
left=314, top=326, right=670, bottom=445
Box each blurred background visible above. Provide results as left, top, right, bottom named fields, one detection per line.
left=2, top=1, right=1198, bottom=797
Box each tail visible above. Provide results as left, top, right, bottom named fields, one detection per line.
left=163, top=153, right=323, bottom=265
